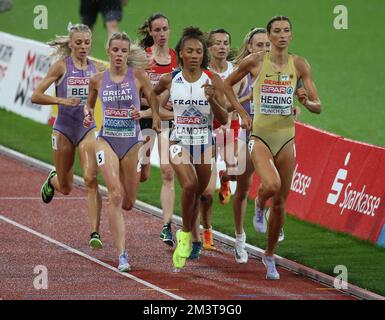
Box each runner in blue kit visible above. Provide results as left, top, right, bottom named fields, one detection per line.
left=153, top=27, right=228, bottom=270
left=32, top=24, right=105, bottom=249
left=83, top=32, right=160, bottom=272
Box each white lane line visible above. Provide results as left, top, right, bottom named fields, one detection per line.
left=0, top=214, right=184, bottom=301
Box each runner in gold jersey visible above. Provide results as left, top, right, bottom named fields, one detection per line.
left=224, top=16, right=321, bottom=280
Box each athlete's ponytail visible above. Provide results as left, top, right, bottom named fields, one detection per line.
left=175, top=26, right=209, bottom=69
left=48, top=23, right=91, bottom=60
left=137, top=12, right=169, bottom=49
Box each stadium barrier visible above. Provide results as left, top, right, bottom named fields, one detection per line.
left=0, top=31, right=54, bottom=124
left=249, top=122, right=385, bottom=247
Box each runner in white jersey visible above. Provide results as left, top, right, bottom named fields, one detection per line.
left=193, top=29, right=239, bottom=255
left=154, top=27, right=227, bottom=270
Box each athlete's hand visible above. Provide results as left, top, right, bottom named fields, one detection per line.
left=83, top=107, right=93, bottom=128
left=296, top=87, right=308, bottom=107
left=130, top=106, right=141, bottom=120
left=201, top=80, right=216, bottom=101
left=293, top=106, right=301, bottom=120
left=240, top=112, right=252, bottom=131
left=152, top=113, right=161, bottom=134
left=163, top=99, right=173, bottom=111
left=60, top=97, right=81, bottom=107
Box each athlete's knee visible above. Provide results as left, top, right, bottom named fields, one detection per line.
left=263, top=180, right=281, bottom=197
left=200, top=193, right=213, bottom=205
left=183, top=180, right=198, bottom=195
left=140, top=169, right=150, bottom=183
left=83, top=173, right=98, bottom=189
left=161, top=166, right=174, bottom=183
left=109, top=189, right=123, bottom=207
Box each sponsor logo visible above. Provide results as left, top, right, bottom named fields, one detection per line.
left=175, top=76, right=184, bottom=84
left=280, top=74, right=290, bottom=81
left=263, top=79, right=292, bottom=86
left=266, top=74, right=274, bottom=78
left=262, top=85, right=287, bottom=94
left=326, top=153, right=381, bottom=217
left=14, top=51, right=52, bottom=108
left=291, top=164, right=312, bottom=196
left=177, top=116, right=202, bottom=125
left=105, top=108, right=129, bottom=118
left=67, top=77, right=89, bottom=85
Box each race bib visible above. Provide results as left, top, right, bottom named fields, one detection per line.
left=175, top=126, right=209, bottom=145
left=260, top=85, right=293, bottom=115
left=102, top=108, right=136, bottom=138
left=67, top=77, right=89, bottom=105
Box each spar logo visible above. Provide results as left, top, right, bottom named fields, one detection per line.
left=177, top=106, right=208, bottom=125
left=326, top=152, right=381, bottom=216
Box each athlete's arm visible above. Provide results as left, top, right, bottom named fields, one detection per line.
left=83, top=72, right=102, bottom=128
left=203, top=73, right=227, bottom=125
left=153, top=73, right=173, bottom=123
left=295, top=56, right=321, bottom=114
left=31, top=60, right=80, bottom=107
left=224, top=53, right=261, bottom=129
left=135, top=69, right=161, bottom=132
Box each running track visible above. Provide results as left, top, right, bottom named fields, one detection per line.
left=0, top=152, right=358, bottom=300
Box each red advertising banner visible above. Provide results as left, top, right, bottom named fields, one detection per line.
left=248, top=122, right=385, bottom=245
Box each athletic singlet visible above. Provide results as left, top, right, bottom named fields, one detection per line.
left=170, top=68, right=214, bottom=159
left=145, top=47, right=178, bottom=86
left=210, top=61, right=237, bottom=130
left=54, top=56, right=97, bottom=146
left=98, top=68, right=142, bottom=159
left=251, top=52, right=297, bottom=156
left=238, top=72, right=254, bottom=143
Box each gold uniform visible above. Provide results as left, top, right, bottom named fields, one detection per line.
left=251, top=52, right=297, bottom=156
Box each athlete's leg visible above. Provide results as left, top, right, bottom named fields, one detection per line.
left=265, top=140, right=295, bottom=256
left=120, top=143, right=142, bottom=211
left=158, top=132, right=175, bottom=225
left=170, top=146, right=199, bottom=232
left=96, top=138, right=125, bottom=255
left=233, top=143, right=254, bottom=235
left=200, top=161, right=216, bottom=230
left=78, top=129, right=102, bottom=234
left=50, top=131, right=75, bottom=195
left=249, top=137, right=281, bottom=212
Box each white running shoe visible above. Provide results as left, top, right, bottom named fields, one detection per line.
left=262, top=255, right=280, bottom=280
left=253, top=204, right=268, bottom=233
left=278, top=228, right=285, bottom=242
left=118, top=252, right=131, bottom=272
left=265, top=209, right=285, bottom=242
left=234, top=233, right=248, bottom=264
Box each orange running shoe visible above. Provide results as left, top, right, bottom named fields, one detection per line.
left=218, top=170, right=231, bottom=205
left=202, top=228, right=216, bottom=250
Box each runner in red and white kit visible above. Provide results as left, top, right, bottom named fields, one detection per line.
left=137, top=13, right=178, bottom=246
left=193, top=28, right=240, bottom=254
